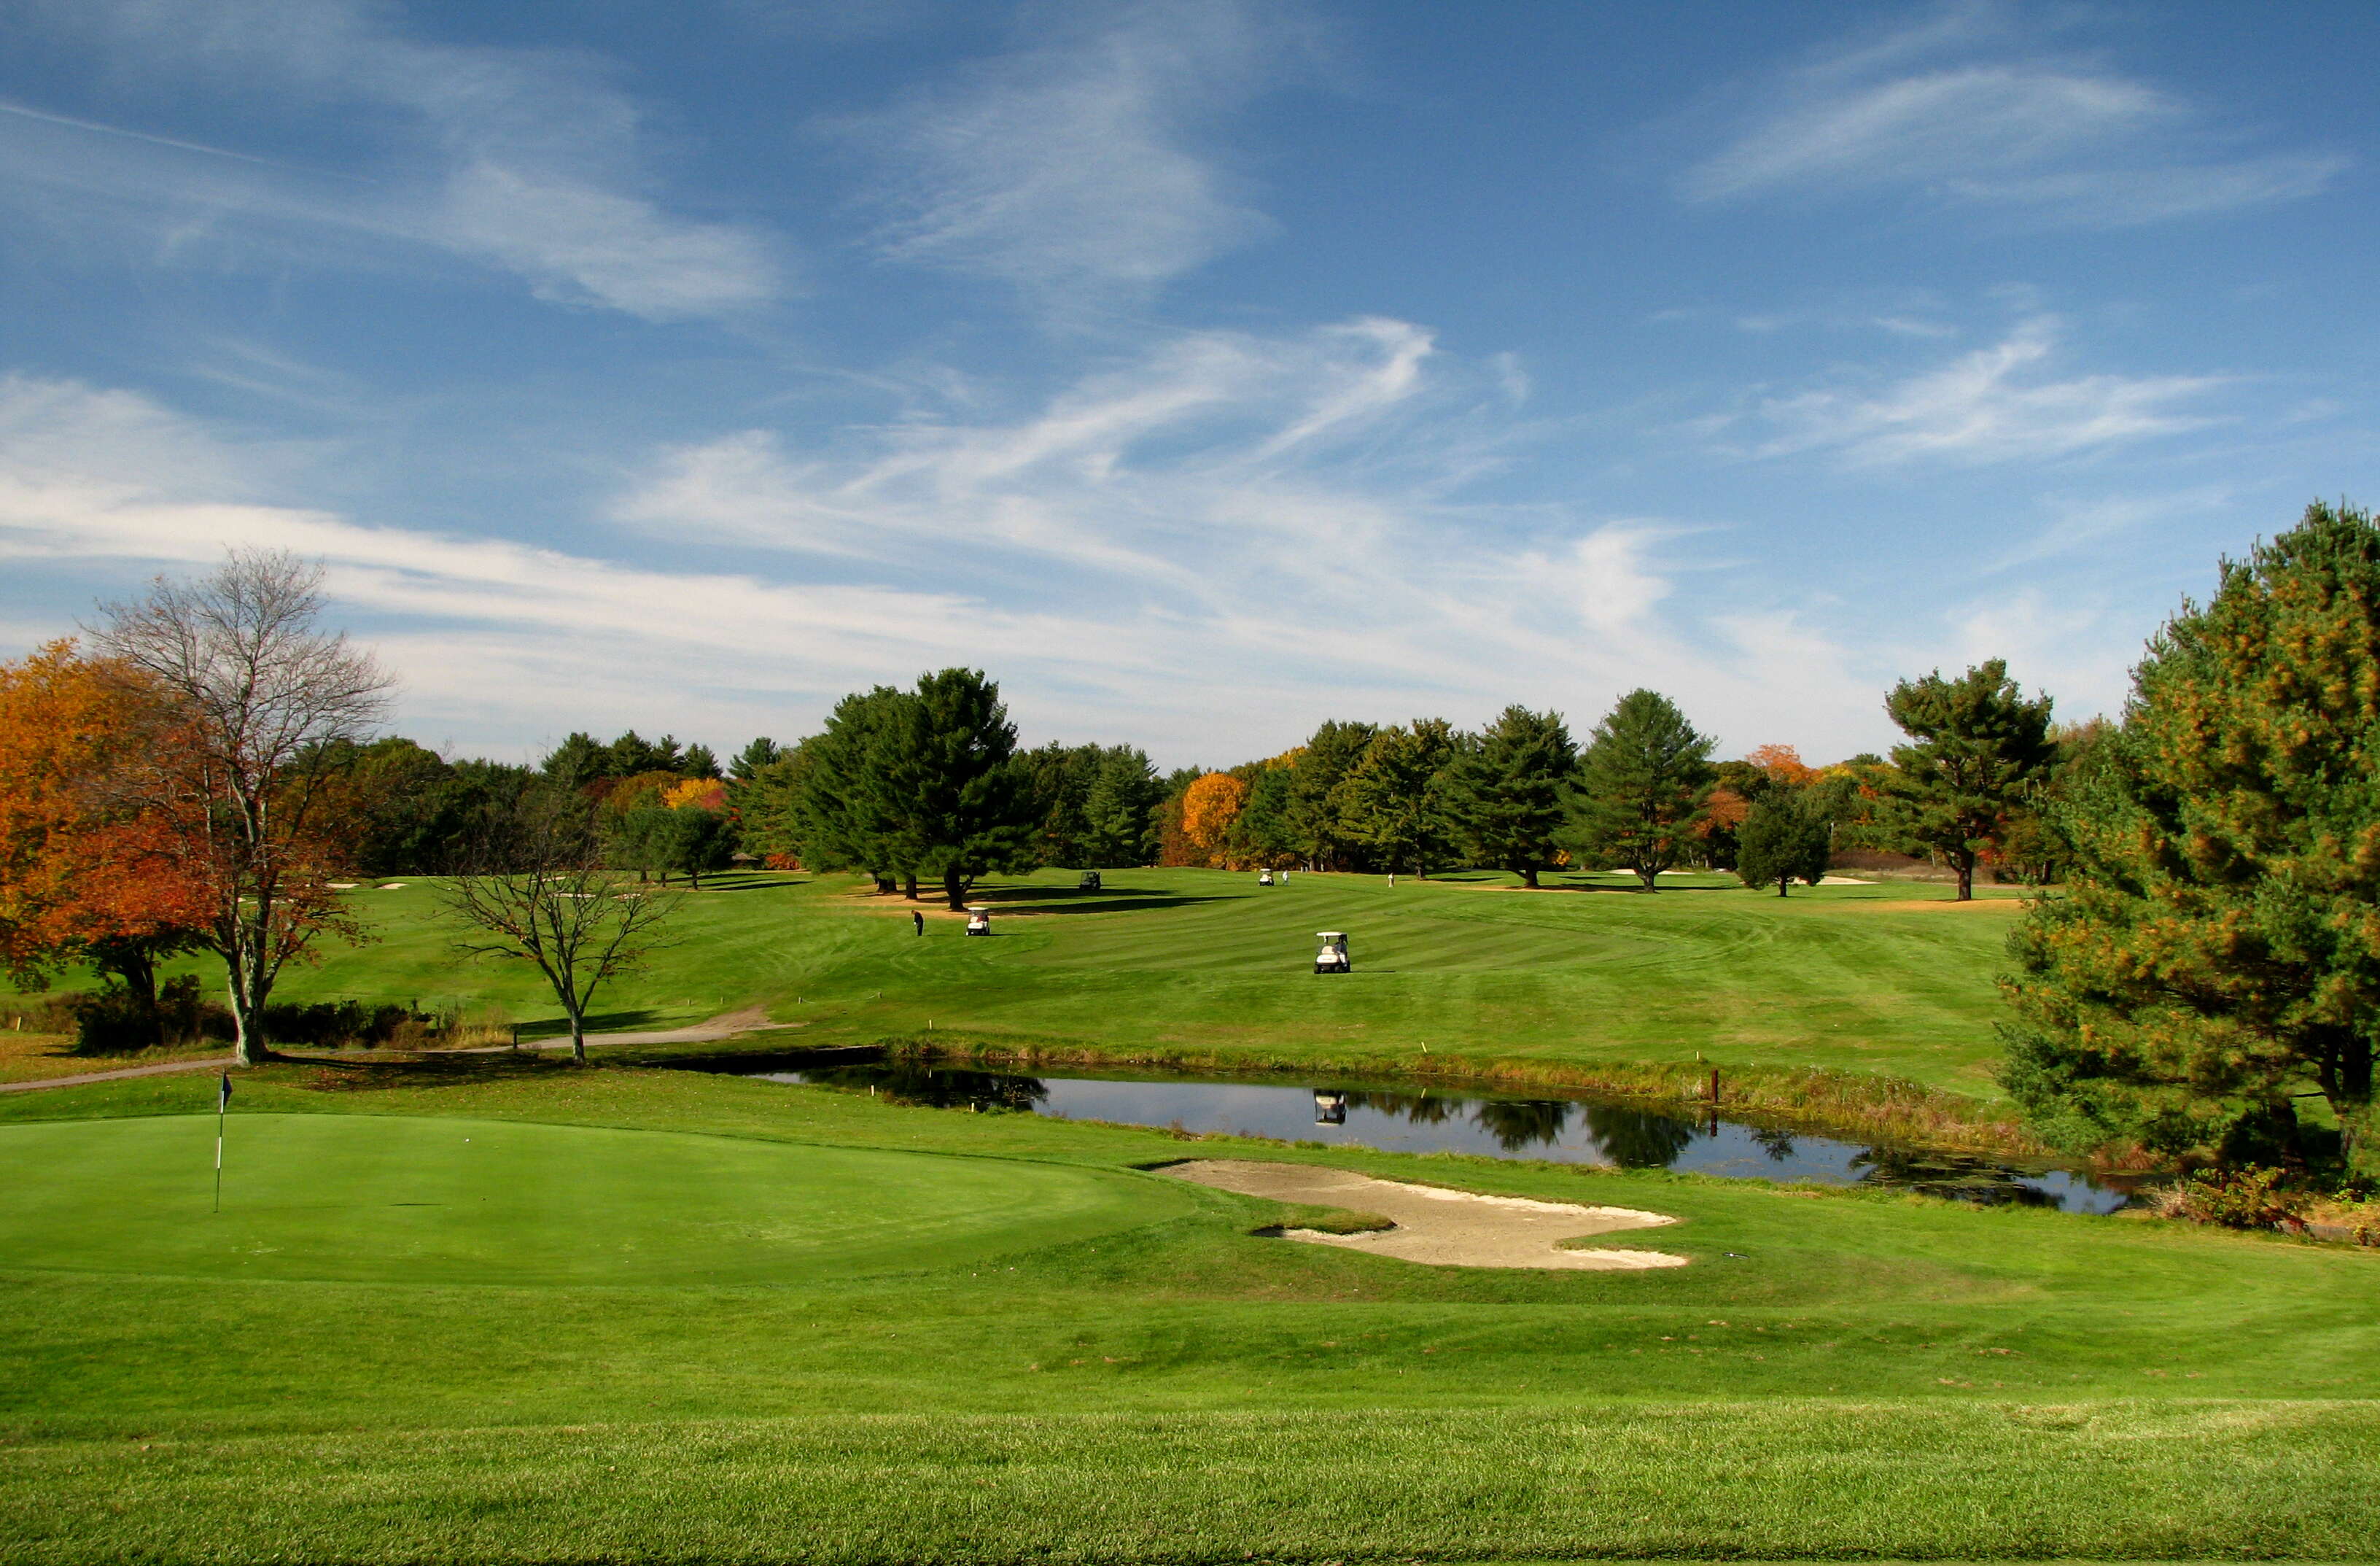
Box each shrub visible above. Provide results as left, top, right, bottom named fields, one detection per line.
left=2152, top=1167, right=2312, bottom=1230
left=64, top=976, right=236, bottom=1055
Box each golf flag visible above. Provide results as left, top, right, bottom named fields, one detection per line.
left=213, top=1071, right=231, bottom=1214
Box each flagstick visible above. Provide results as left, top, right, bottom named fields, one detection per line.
left=212, top=1070, right=233, bottom=1214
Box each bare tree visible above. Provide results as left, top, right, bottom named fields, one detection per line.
left=438, top=798, right=682, bottom=1063
left=90, top=551, right=392, bottom=1066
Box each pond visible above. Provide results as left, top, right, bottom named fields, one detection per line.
left=670, top=1052, right=2131, bottom=1214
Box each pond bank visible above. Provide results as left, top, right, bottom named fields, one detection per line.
left=664, top=1045, right=2131, bottom=1212
left=865, top=1030, right=2049, bottom=1158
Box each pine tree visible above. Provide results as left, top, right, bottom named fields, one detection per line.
left=1333, top=719, right=1459, bottom=877
left=1444, top=705, right=1575, bottom=888
left=793, top=687, right=921, bottom=892
left=1081, top=747, right=1160, bottom=865
left=909, top=668, right=1038, bottom=909
left=1564, top=690, right=1715, bottom=890
left=2002, top=500, right=2380, bottom=1172
left=541, top=732, right=609, bottom=794
left=1285, top=721, right=1376, bottom=869
left=1735, top=791, right=1831, bottom=896
left=1879, top=660, right=2056, bottom=901
left=728, top=737, right=783, bottom=783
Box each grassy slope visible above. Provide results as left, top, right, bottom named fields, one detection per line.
left=3, top=1064, right=2376, bottom=1561
left=167, top=868, right=2031, bottom=1101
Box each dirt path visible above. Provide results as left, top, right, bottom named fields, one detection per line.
left=1163, top=1160, right=1687, bottom=1271
left=476, top=1005, right=806, bottom=1053
left=0, top=1055, right=233, bottom=1094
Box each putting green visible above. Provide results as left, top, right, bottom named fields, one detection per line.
left=0, top=1114, right=1193, bottom=1286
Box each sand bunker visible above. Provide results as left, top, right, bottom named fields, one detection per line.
left=1162, top=1160, right=1687, bottom=1271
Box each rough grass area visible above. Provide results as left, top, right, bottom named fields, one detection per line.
left=7, top=1402, right=2375, bottom=1564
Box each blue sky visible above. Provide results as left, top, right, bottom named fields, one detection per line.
left=3, top=0, right=2373, bottom=766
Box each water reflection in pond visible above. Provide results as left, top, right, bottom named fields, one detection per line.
left=680, top=1055, right=2128, bottom=1214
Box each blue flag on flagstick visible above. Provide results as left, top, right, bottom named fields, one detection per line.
left=217, top=1072, right=232, bottom=1112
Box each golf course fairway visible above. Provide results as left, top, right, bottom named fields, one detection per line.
left=0, top=1113, right=1193, bottom=1286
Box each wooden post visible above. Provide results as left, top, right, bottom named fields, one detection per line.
left=1709, top=1068, right=1720, bottom=1105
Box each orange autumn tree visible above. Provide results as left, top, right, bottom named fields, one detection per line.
left=0, top=642, right=208, bottom=1012
left=1745, top=743, right=1819, bottom=789
left=1178, top=771, right=1250, bottom=868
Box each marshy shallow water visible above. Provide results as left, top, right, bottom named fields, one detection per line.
left=670, top=1052, right=2131, bottom=1214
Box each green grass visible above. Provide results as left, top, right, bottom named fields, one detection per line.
left=4, top=1062, right=2377, bottom=1560
left=0, top=1113, right=1186, bottom=1286
left=178, top=867, right=2035, bottom=1120
left=15, top=870, right=2365, bottom=1560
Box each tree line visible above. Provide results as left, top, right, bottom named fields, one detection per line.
left=1148, top=671, right=2079, bottom=902
left=6, top=501, right=2378, bottom=1177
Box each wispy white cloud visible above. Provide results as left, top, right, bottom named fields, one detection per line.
left=1679, top=9, right=2346, bottom=226
left=838, top=0, right=1321, bottom=297
left=1986, top=487, right=2234, bottom=573
left=1, top=0, right=780, bottom=319
left=1748, top=317, right=2225, bottom=466
left=1, top=352, right=1945, bottom=764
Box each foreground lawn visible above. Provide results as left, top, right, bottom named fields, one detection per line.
left=164, top=868, right=2034, bottom=1104
left=2, top=1062, right=2374, bottom=1561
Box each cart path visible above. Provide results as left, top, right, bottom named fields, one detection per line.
left=475, top=1006, right=806, bottom=1053
left=0, top=1008, right=802, bottom=1093
left=0, top=1055, right=234, bottom=1093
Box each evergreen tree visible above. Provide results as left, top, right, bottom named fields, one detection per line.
left=728, top=736, right=783, bottom=783
left=1735, top=791, right=1832, bottom=896
left=1444, top=705, right=1576, bottom=888
left=1081, top=746, right=1161, bottom=865
left=1020, top=742, right=1086, bottom=867
left=653, top=804, right=735, bottom=888
left=909, top=668, right=1038, bottom=909
left=680, top=743, right=722, bottom=780
left=606, top=802, right=670, bottom=883
left=1563, top=689, right=1716, bottom=891
left=2002, top=500, right=2380, bottom=1173
left=1286, top=721, right=1376, bottom=869
left=736, top=743, right=812, bottom=867
left=793, top=687, right=922, bottom=893
left=542, top=732, right=609, bottom=794
left=1224, top=755, right=1301, bottom=868
left=604, top=730, right=682, bottom=777
left=1334, top=719, right=1459, bottom=876
left=1879, top=660, right=2056, bottom=901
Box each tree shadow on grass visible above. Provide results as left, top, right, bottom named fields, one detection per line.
left=1536, top=880, right=1739, bottom=894
left=957, top=885, right=1233, bottom=915
left=513, top=1009, right=661, bottom=1039
left=278, top=1050, right=581, bottom=1094
left=669, top=872, right=801, bottom=893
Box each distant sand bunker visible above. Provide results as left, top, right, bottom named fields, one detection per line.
left=1163, top=1160, right=1687, bottom=1271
